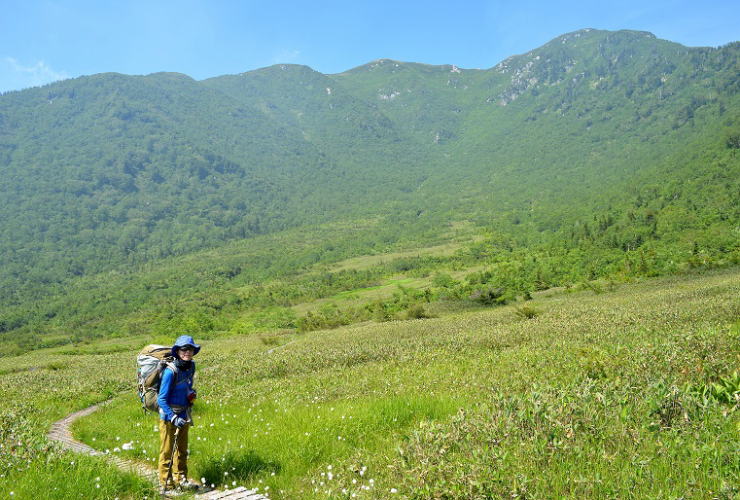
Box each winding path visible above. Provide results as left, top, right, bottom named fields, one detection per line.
left=49, top=401, right=268, bottom=499
left=49, top=339, right=301, bottom=498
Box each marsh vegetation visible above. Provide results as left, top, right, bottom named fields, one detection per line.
left=2, top=268, right=737, bottom=498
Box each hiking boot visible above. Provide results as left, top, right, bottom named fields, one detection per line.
left=159, top=487, right=184, bottom=497
left=176, top=479, right=200, bottom=491
left=160, top=481, right=185, bottom=497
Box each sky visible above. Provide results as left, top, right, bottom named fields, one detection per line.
left=1, top=0, right=738, bottom=93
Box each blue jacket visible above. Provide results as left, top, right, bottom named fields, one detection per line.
left=158, top=362, right=195, bottom=421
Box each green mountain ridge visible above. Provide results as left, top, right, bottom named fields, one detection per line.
left=0, top=28, right=737, bottom=317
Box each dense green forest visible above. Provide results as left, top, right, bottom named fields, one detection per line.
left=0, top=29, right=738, bottom=354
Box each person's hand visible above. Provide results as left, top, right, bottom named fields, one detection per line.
left=187, top=390, right=197, bottom=403
left=171, top=415, right=187, bottom=428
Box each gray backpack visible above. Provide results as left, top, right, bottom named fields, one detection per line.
left=136, top=344, right=177, bottom=412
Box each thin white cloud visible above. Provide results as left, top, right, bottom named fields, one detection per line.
left=2, top=57, right=69, bottom=92
left=272, top=49, right=302, bottom=65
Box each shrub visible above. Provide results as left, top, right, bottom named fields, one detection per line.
left=405, top=304, right=431, bottom=319
left=432, top=273, right=458, bottom=288
left=725, top=131, right=740, bottom=149
left=470, top=286, right=508, bottom=306
left=513, top=304, right=538, bottom=319
left=581, top=280, right=604, bottom=294
left=651, top=386, right=687, bottom=429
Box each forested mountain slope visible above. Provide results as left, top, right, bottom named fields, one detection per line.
left=0, top=29, right=737, bottom=309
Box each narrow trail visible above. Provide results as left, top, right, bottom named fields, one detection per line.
left=46, top=336, right=301, bottom=499
left=48, top=402, right=268, bottom=499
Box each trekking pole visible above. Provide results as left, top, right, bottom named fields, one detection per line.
left=167, top=426, right=180, bottom=490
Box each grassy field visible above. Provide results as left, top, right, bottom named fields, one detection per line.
left=1, top=267, right=738, bottom=498
left=327, top=241, right=471, bottom=273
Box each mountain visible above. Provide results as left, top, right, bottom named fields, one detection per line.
left=0, top=29, right=738, bottom=306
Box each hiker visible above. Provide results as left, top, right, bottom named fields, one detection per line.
left=157, top=335, right=199, bottom=492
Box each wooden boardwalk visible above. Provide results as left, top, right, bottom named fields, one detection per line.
left=48, top=403, right=269, bottom=499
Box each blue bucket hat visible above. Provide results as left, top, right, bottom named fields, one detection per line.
left=172, top=335, right=201, bottom=357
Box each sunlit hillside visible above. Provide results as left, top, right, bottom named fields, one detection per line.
left=1, top=29, right=738, bottom=354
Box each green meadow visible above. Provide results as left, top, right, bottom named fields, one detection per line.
left=0, top=28, right=738, bottom=499
left=2, top=267, right=737, bottom=498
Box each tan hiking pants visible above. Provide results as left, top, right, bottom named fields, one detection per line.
left=158, top=419, right=190, bottom=487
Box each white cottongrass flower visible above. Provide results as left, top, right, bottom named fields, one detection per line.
left=122, top=442, right=134, bottom=450
left=390, top=488, right=398, bottom=493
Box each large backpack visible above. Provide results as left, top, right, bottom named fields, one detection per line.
left=137, top=344, right=178, bottom=413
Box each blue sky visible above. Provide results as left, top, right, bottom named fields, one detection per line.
left=1, top=0, right=738, bottom=93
